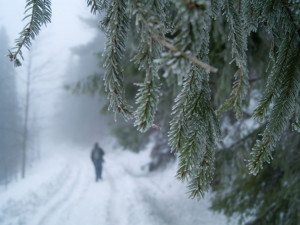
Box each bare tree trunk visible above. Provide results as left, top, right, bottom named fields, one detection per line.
left=4, top=159, right=8, bottom=190
left=21, top=55, right=31, bottom=179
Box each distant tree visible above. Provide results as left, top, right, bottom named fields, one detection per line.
left=20, top=51, right=34, bottom=179
left=1, top=27, right=41, bottom=183
left=9, top=0, right=300, bottom=202
left=19, top=41, right=57, bottom=178
left=0, top=27, right=22, bottom=185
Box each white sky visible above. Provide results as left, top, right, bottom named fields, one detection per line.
left=0, top=0, right=96, bottom=57
left=0, top=0, right=101, bottom=140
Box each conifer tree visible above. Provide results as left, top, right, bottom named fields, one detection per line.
left=10, top=0, right=300, bottom=199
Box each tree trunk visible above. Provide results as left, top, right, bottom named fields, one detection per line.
left=21, top=55, right=31, bottom=179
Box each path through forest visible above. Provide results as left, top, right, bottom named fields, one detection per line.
left=0, top=144, right=229, bottom=225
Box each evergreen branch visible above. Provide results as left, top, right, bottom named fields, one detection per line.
left=176, top=107, right=205, bottom=183
left=251, top=0, right=300, bottom=39
left=156, top=36, right=218, bottom=73
left=170, top=62, right=220, bottom=198
left=254, top=31, right=297, bottom=119
left=86, top=0, right=108, bottom=14
left=158, top=0, right=212, bottom=84
left=210, top=0, right=224, bottom=18
left=279, top=0, right=300, bottom=37
left=248, top=41, right=300, bottom=175
left=8, top=0, right=52, bottom=66
left=188, top=143, right=215, bottom=199
left=177, top=129, right=198, bottom=181
left=242, top=0, right=259, bottom=34
left=166, top=5, right=220, bottom=197
left=169, top=68, right=197, bottom=152
left=134, top=79, right=160, bottom=132
left=168, top=110, right=186, bottom=151
left=216, top=0, right=249, bottom=119
left=181, top=92, right=219, bottom=199
left=102, top=0, right=132, bottom=120
left=130, top=1, right=164, bottom=132
left=132, top=1, right=218, bottom=74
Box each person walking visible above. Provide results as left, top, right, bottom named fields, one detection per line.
left=91, top=142, right=105, bottom=182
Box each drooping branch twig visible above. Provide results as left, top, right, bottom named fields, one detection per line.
left=154, top=35, right=218, bottom=73
left=136, top=10, right=218, bottom=73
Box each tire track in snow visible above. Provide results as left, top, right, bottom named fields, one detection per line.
left=104, top=164, right=121, bottom=225
left=0, top=165, right=71, bottom=225
left=103, top=158, right=167, bottom=225
left=104, top=157, right=143, bottom=225
left=31, top=160, right=83, bottom=225
left=121, top=174, right=169, bottom=225
left=45, top=160, right=91, bottom=225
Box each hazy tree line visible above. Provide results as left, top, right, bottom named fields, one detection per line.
left=0, top=27, right=41, bottom=185
left=0, top=28, right=22, bottom=185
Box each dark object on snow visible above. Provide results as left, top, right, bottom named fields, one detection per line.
left=91, top=142, right=105, bottom=182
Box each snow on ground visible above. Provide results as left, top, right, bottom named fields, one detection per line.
left=0, top=143, right=230, bottom=225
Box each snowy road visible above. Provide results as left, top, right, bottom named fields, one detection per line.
left=0, top=145, right=228, bottom=225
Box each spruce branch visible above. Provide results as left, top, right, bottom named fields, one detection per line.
left=177, top=129, right=198, bottom=181
left=134, top=79, right=160, bottom=132
left=169, top=70, right=196, bottom=152
left=8, top=0, right=52, bottom=66
left=279, top=0, right=300, bottom=37
left=188, top=143, right=215, bottom=199
left=169, top=63, right=220, bottom=198
left=248, top=40, right=300, bottom=175
left=254, top=31, right=297, bottom=119
left=86, top=0, right=108, bottom=14
left=178, top=90, right=220, bottom=198
left=155, top=35, right=218, bottom=73
left=132, top=0, right=218, bottom=74
left=102, top=0, right=132, bottom=120
left=216, top=0, right=249, bottom=119
left=166, top=2, right=220, bottom=198
left=130, top=0, right=165, bottom=132
left=210, top=0, right=224, bottom=18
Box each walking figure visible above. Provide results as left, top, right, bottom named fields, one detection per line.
left=91, top=142, right=105, bottom=182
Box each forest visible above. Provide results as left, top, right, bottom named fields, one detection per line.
left=0, top=0, right=299, bottom=225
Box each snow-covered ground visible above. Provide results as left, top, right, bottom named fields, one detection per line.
left=0, top=143, right=229, bottom=225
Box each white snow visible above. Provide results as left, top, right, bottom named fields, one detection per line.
left=0, top=143, right=230, bottom=225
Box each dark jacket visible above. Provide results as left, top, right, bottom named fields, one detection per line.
left=91, top=146, right=105, bottom=163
